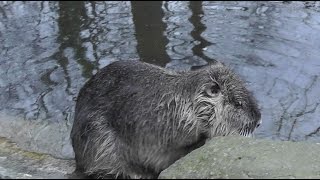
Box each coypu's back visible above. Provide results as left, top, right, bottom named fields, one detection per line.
left=72, top=60, right=182, bottom=137
left=74, top=60, right=179, bottom=111
left=71, top=60, right=261, bottom=179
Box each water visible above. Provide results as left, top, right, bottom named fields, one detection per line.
left=0, top=1, right=320, bottom=158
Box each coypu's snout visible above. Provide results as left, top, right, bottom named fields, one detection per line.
left=236, top=101, right=261, bottom=137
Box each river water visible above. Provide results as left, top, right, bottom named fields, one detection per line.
left=0, top=1, right=320, bottom=158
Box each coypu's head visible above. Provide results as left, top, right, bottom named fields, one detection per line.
left=190, top=62, right=261, bottom=138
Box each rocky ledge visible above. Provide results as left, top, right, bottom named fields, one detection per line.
left=1, top=136, right=320, bottom=179
left=0, top=137, right=78, bottom=179
left=159, top=136, right=320, bottom=179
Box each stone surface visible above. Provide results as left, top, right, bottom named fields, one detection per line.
left=159, top=136, right=320, bottom=179
left=2, top=135, right=320, bottom=179
left=0, top=137, right=76, bottom=179
left=0, top=113, right=74, bottom=160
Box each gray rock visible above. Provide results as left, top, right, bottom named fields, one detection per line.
left=159, top=136, right=320, bottom=179
left=0, top=137, right=77, bottom=179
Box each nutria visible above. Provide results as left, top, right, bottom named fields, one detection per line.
left=70, top=60, right=261, bottom=179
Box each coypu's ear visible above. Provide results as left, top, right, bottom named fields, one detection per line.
left=204, top=82, right=221, bottom=98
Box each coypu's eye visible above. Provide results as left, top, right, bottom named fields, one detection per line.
left=205, top=82, right=221, bottom=97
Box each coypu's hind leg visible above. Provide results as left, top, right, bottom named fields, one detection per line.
left=76, top=127, right=128, bottom=179
left=123, top=162, right=160, bottom=179
left=89, top=171, right=157, bottom=179
left=89, top=172, right=125, bottom=179
left=126, top=172, right=159, bottom=179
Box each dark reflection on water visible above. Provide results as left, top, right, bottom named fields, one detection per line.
left=56, top=1, right=95, bottom=80
left=131, top=1, right=170, bottom=67
left=189, top=1, right=214, bottom=63
left=1, top=1, right=320, bottom=158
